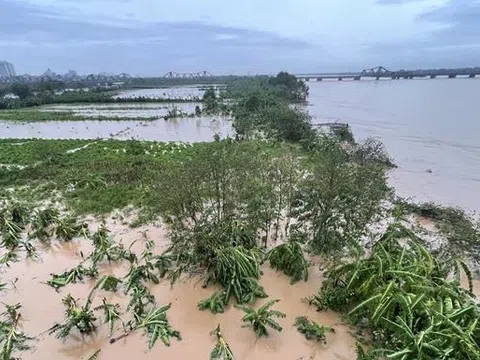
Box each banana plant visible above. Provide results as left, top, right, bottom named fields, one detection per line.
left=210, top=325, right=235, bottom=360
left=124, top=262, right=159, bottom=293
left=0, top=251, right=18, bottom=266
left=198, top=291, right=228, bottom=314
left=30, top=207, right=59, bottom=241
left=93, top=274, right=122, bottom=293
left=126, top=284, right=155, bottom=318
left=266, top=239, right=309, bottom=284
left=94, top=299, right=122, bottom=336
left=0, top=303, right=32, bottom=360
left=312, top=222, right=480, bottom=359
left=110, top=303, right=181, bottom=349
left=49, top=294, right=97, bottom=339
left=235, top=299, right=285, bottom=338
left=89, top=225, right=135, bottom=265
left=294, top=316, right=334, bottom=344
left=54, top=216, right=88, bottom=241
left=0, top=203, right=29, bottom=250
left=205, top=246, right=265, bottom=304
left=47, top=265, right=98, bottom=290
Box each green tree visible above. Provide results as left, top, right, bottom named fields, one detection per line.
left=9, top=83, right=31, bottom=100
left=268, top=71, right=309, bottom=101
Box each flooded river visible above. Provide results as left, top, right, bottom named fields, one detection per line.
left=307, top=78, right=480, bottom=212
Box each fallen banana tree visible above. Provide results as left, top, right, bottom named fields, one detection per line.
left=309, top=222, right=480, bottom=359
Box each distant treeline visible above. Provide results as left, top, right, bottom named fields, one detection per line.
left=0, top=82, right=199, bottom=110
left=391, top=67, right=480, bottom=76
left=124, top=76, right=243, bottom=88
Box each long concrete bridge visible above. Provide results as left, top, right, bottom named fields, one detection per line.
left=296, top=66, right=480, bottom=81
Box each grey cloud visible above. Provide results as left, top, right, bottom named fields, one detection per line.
left=418, top=0, right=480, bottom=47
left=368, top=0, right=480, bottom=68
left=0, top=0, right=311, bottom=74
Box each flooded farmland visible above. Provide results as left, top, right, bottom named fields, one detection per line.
left=114, top=85, right=223, bottom=100
left=0, top=116, right=232, bottom=141
left=1, top=218, right=357, bottom=360
left=39, top=103, right=203, bottom=119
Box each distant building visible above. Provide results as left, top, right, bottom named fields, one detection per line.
left=0, top=61, right=16, bottom=78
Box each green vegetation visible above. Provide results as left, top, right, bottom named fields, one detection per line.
left=110, top=304, right=181, bottom=348
left=94, top=300, right=122, bottom=337
left=47, top=265, right=98, bottom=290
left=210, top=325, right=235, bottom=360
left=235, top=299, right=286, bottom=338
left=198, top=291, right=228, bottom=314
left=49, top=294, right=97, bottom=339
left=202, top=87, right=219, bottom=113
left=266, top=239, right=309, bottom=283
left=293, top=316, right=334, bottom=343
left=0, top=109, right=163, bottom=122
left=310, top=222, right=480, bottom=359
left=0, top=86, right=197, bottom=110
left=0, top=304, right=32, bottom=359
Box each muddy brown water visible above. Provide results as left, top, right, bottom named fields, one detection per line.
left=0, top=116, right=232, bottom=141
left=1, top=219, right=356, bottom=360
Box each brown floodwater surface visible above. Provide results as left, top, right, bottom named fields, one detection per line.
left=1, top=219, right=356, bottom=360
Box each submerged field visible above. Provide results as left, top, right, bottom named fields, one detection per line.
left=1, top=136, right=479, bottom=360
left=0, top=102, right=203, bottom=122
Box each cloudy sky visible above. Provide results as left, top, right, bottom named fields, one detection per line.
left=1, top=0, right=479, bottom=75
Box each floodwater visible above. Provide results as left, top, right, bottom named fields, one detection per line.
left=40, top=103, right=203, bottom=119
left=1, top=79, right=479, bottom=211
left=1, top=219, right=356, bottom=360
left=0, top=116, right=232, bottom=141
left=115, top=85, right=223, bottom=100
left=307, top=78, right=480, bottom=212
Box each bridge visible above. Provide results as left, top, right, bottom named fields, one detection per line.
left=163, top=71, right=213, bottom=79
left=296, top=66, right=480, bottom=81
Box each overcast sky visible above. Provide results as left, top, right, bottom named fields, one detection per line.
left=1, top=0, right=479, bottom=75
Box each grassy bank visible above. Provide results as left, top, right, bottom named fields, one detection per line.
left=0, top=109, right=165, bottom=122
